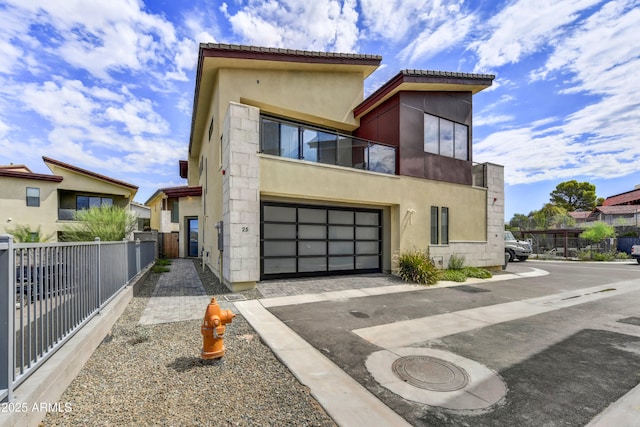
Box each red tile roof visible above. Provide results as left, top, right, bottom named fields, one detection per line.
left=602, top=188, right=640, bottom=206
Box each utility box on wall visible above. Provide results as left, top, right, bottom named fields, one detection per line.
left=215, top=221, right=223, bottom=251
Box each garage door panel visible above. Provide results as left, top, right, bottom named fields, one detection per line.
left=264, top=224, right=296, bottom=239
left=299, top=257, right=327, bottom=272
left=299, top=225, right=326, bottom=239
left=264, top=258, right=296, bottom=274
left=329, top=226, right=354, bottom=240
left=299, top=241, right=326, bottom=256
left=329, top=256, right=354, bottom=270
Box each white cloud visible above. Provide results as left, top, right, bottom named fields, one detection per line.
left=398, top=13, right=476, bottom=64
left=223, top=0, right=360, bottom=51
left=1, top=0, right=191, bottom=82
left=470, top=0, right=601, bottom=72
left=474, top=0, right=640, bottom=189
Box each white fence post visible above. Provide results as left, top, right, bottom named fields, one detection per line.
left=0, top=235, right=15, bottom=402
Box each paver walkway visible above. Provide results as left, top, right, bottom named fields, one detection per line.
left=139, top=259, right=212, bottom=325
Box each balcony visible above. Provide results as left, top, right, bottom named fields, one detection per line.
left=260, top=116, right=397, bottom=175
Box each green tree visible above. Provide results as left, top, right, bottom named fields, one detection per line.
left=5, top=224, right=54, bottom=242
left=531, top=204, right=575, bottom=229
left=509, top=213, right=533, bottom=230
left=550, top=180, right=596, bottom=212
left=579, top=221, right=615, bottom=258
left=60, top=206, right=136, bottom=242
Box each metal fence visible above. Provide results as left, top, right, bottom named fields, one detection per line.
left=0, top=236, right=156, bottom=402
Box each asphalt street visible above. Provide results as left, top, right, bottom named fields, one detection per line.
left=267, top=261, right=640, bottom=426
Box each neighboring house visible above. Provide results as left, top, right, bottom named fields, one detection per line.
left=568, top=185, right=640, bottom=228
left=186, top=43, right=504, bottom=291
left=129, top=201, right=151, bottom=232
left=602, top=185, right=640, bottom=206
left=145, top=183, right=202, bottom=258
left=0, top=157, right=138, bottom=241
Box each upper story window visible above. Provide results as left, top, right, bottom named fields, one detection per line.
left=424, top=113, right=469, bottom=161
left=260, top=116, right=396, bottom=175
left=26, top=187, right=40, bottom=207
left=77, top=196, right=113, bottom=210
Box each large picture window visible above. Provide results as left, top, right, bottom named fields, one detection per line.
left=76, top=196, right=113, bottom=210
left=424, top=113, right=469, bottom=161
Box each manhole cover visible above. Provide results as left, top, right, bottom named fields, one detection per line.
left=392, top=355, right=469, bottom=391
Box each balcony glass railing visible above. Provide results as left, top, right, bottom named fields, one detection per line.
left=260, top=116, right=396, bottom=175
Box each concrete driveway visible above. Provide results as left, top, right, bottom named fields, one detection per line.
left=236, top=261, right=640, bottom=426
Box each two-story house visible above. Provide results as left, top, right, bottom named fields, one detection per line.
left=1, top=157, right=138, bottom=241
left=187, top=44, right=504, bottom=291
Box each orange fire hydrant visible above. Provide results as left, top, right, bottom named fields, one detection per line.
left=201, top=297, right=235, bottom=360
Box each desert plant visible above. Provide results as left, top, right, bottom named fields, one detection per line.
left=395, top=250, right=439, bottom=285
left=461, top=267, right=492, bottom=279
left=439, top=269, right=467, bottom=282
left=5, top=224, right=54, bottom=242
left=60, top=206, right=136, bottom=242
left=447, top=254, right=466, bottom=270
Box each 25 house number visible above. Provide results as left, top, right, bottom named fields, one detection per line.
left=241, top=226, right=249, bottom=232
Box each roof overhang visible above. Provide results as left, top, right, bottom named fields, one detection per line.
left=188, top=43, right=382, bottom=155
left=354, top=70, right=495, bottom=118
left=0, top=169, right=63, bottom=182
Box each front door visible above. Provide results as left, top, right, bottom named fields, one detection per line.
left=187, top=218, right=199, bottom=257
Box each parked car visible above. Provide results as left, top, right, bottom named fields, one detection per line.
left=505, top=231, right=532, bottom=262
left=631, top=245, right=640, bottom=264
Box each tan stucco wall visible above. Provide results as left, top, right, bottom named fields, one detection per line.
left=194, top=67, right=368, bottom=281
left=47, top=165, right=135, bottom=198
left=259, top=154, right=488, bottom=272
left=0, top=177, right=59, bottom=240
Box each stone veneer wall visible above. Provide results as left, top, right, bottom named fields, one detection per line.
left=429, top=163, right=505, bottom=269
left=221, top=102, right=260, bottom=288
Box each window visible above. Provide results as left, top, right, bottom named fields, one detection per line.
left=208, top=116, right=214, bottom=141
left=424, top=113, right=469, bottom=161
left=76, top=196, right=113, bottom=210
left=441, top=207, right=449, bottom=244
left=171, top=200, right=179, bottom=223
left=26, top=187, right=40, bottom=207
left=430, top=206, right=439, bottom=244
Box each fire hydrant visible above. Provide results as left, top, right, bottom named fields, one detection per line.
left=201, top=297, right=235, bottom=360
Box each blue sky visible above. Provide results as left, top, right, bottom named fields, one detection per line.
left=1, top=0, right=638, bottom=220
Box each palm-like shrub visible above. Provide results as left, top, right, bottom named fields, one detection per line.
left=5, top=224, right=54, bottom=242
left=395, top=250, right=439, bottom=285
left=60, top=206, right=136, bottom=242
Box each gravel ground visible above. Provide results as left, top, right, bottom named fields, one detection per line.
left=43, top=260, right=337, bottom=426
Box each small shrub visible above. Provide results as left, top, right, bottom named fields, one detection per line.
left=396, top=250, right=439, bottom=285
left=461, top=267, right=493, bottom=279
left=156, top=258, right=172, bottom=266
left=129, top=327, right=151, bottom=345
left=151, top=265, right=170, bottom=273
left=439, top=270, right=467, bottom=282
left=447, top=254, right=466, bottom=270
left=615, top=251, right=631, bottom=260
